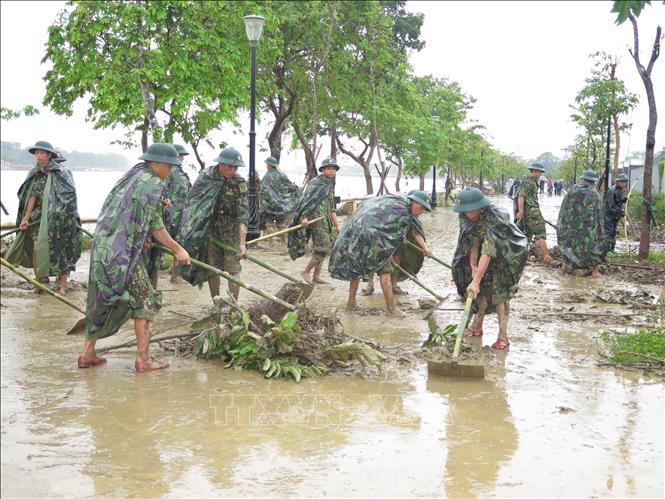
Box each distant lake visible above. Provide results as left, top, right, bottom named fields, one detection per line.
left=0, top=169, right=445, bottom=225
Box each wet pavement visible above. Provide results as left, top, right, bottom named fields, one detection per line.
left=1, top=194, right=663, bottom=497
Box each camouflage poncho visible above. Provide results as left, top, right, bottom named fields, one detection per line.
left=287, top=174, right=335, bottom=261
left=452, top=205, right=528, bottom=305
left=85, top=163, right=166, bottom=339
left=5, top=159, right=81, bottom=277
left=164, top=165, right=192, bottom=237
left=557, top=183, right=604, bottom=269
left=258, top=169, right=300, bottom=223
left=328, top=195, right=424, bottom=280
left=179, top=166, right=248, bottom=285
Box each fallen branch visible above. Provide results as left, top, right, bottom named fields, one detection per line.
left=616, top=351, right=665, bottom=364
left=97, top=331, right=199, bottom=354
left=606, top=262, right=665, bottom=271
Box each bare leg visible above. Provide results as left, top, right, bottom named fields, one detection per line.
left=380, top=273, right=405, bottom=317
left=228, top=273, right=240, bottom=301
left=537, top=238, right=552, bottom=264
left=347, top=278, right=360, bottom=310
left=208, top=275, right=221, bottom=300
left=312, top=261, right=328, bottom=284
left=301, top=258, right=317, bottom=284
left=134, top=319, right=168, bottom=372
left=170, top=262, right=180, bottom=283
left=362, top=273, right=375, bottom=295
left=56, top=273, right=68, bottom=295
left=78, top=337, right=107, bottom=368
left=465, top=295, right=488, bottom=336
left=266, top=225, right=275, bottom=247
left=493, top=301, right=510, bottom=349
left=591, top=265, right=601, bottom=277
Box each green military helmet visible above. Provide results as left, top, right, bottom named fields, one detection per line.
left=265, top=156, right=279, bottom=167
left=318, top=157, right=340, bottom=172
left=214, top=147, right=244, bottom=167
left=528, top=161, right=546, bottom=172
left=406, top=190, right=432, bottom=212
left=616, top=173, right=629, bottom=182
left=54, top=151, right=67, bottom=164
left=27, top=140, right=57, bottom=155
left=452, top=187, right=491, bottom=213
left=173, top=144, right=189, bottom=156
left=138, top=143, right=181, bottom=166
left=580, top=169, right=599, bottom=182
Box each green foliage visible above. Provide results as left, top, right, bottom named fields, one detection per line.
left=422, top=319, right=456, bottom=348
left=611, top=0, right=653, bottom=24
left=599, top=328, right=665, bottom=366
left=0, top=105, right=40, bottom=121
left=627, top=192, right=665, bottom=225
left=191, top=308, right=328, bottom=382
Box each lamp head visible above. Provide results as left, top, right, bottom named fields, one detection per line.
left=244, top=15, right=265, bottom=43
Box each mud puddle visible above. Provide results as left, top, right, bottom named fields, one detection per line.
left=1, top=195, right=663, bottom=497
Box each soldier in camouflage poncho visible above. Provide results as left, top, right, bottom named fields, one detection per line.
left=329, top=191, right=432, bottom=317
left=258, top=156, right=300, bottom=247
left=514, top=162, right=554, bottom=265
left=179, top=147, right=248, bottom=301
left=603, top=173, right=628, bottom=254
left=556, top=169, right=604, bottom=277
left=146, top=144, right=193, bottom=286
left=288, top=157, right=341, bottom=284
left=78, top=144, right=190, bottom=372
left=5, top=140, right=81, bottom=295
left=452, top=188, right=528, bottom=350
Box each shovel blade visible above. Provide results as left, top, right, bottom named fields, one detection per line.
left=427, top=360, right=485, bottom=379
left=296, top=282, right=315, bottom=299
left=67, top=318, right=87, bottom=335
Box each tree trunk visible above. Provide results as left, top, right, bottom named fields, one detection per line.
left=191, top=141, right=206, bottom=170
left=613, top=114, right=621, bottom=177
left=394, top=155, right=403, bottom=192
left=292, top=119, right=317, bottom=181
left=267, top=118, right=285, bottom=160
left=628, top=15, right=661, bottom=260
left=330, top=128, right=337, bottom=160
left=419, top=172, right=425, bottom=190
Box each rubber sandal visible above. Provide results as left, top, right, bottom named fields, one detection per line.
left=491, top=338, right=510, bottom=350
left=135, top=358, right=169, bottom=373
left=77, top=356, right=108, bottom=368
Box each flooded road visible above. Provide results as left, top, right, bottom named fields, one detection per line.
left=1, top=194, right=663, bottom=497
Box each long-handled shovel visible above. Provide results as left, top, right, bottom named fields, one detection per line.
left=210, top=238, right=314, bottom=298
left=152, top=243, right=296, bottom=311
left=0, top=221, right=39, bottom=239
left=246, top=216, right=324, bottom=246
left=1, top=257, right=86, bottom=315
left=405, top=240, right=452, bottom=269
left=427, top=293, right=485, bottom=379
left=394, top=262, right=444, bottom=301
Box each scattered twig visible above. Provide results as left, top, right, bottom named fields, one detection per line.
left=97, top=331, right=199, bottom=354
left=616, top=351, right=665, bottom=364
left=169, top=310, right=198, bottom=320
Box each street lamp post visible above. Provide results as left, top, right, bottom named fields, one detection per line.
left=244, top=14, right=265, bottom=242
left=430, top=164, right=437, bottom=209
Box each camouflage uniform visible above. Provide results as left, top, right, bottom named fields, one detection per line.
left=85, top=164, right=166, bottom=340
left=603, top=184, right=627, bottom=253
left=207, top=174, right=249, bottom=276
left=515, top=175, right=546, bottom=241
left=179, top=166, right=248, bottom=285
left=5, top=159, right=82, bottom=278
left=287, top=174, right=336, bottom=262
left=329, top=195, right=425, bottom=280
left=258, top=169, right=300, bottom=228
left=452, top=205, right=528, bottom=307
left=556, top=183, right=604, bottom=271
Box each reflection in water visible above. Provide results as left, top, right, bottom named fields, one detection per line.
left=427, top=376, right=518, bottom=498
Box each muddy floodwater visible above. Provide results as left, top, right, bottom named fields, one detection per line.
left=1, top=195, right=663, bottom=497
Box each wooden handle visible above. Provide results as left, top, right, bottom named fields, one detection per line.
left=246, top=216, right=324, bottom=245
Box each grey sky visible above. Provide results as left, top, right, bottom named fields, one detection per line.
left=1, top=0, right=663, bottom=168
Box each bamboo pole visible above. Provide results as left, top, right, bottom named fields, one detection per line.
left=246, top=216, right=323, bottom=245
left=0, top=257, right=86, bottom=314
left=210, top=238, right=307, bottom=285
left=405, top=240, right=452, bottom=270
left=0, top=221, right=39, bottom=239
left=152, top=243, right=296, bottom=311
left=1, top=218, right=98, bottom=230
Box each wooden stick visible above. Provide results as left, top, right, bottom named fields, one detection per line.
left=246, top=216, right=324, bottom=245
left=0, top=221, right=39, bottom=239
left=394, top=263, right=444, bottom=300
left=617, top=351, right=665, bottom=364
left=152, top=243, right=296, bottom=310
left=607, top=262, right=665, bottom=271
left=1, top=218, right=98, bottom=230
left=97, top=331, right=200, bottom=354
left=405, top=240, right=452, bottom=269
left=0, top=257, right=86, bottom=314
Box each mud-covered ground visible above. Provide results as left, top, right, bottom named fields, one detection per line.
left=1, top=195, right=663, bottom=497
